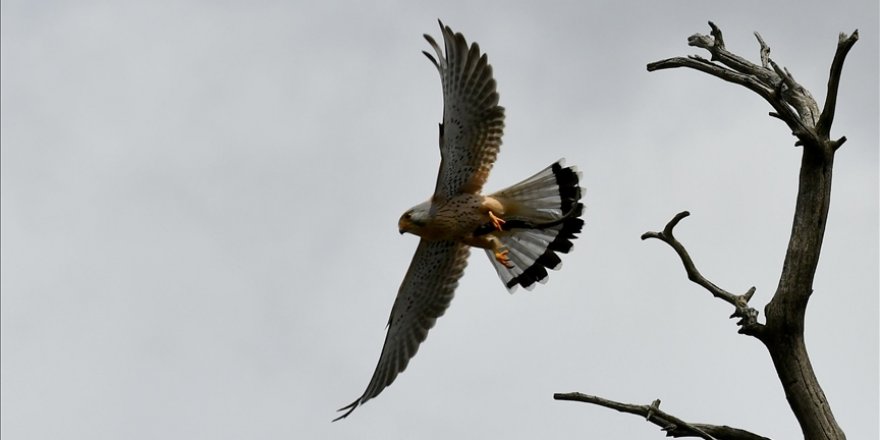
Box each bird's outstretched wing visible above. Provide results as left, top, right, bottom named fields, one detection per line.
left=335, top=239, right=470, bottom=421
left=424, top=21, right=505, bottom=202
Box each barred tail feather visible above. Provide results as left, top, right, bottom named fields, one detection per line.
left=486, top=160, right=585, bottom=291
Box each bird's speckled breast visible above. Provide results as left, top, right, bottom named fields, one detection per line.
left=424, top=194, right=497, bottom=241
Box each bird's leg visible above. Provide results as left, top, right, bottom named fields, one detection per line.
left=495, top=248, right=513, bottom=268
left=487, top=236, right=514, bottom=269
left=488, top=211, right=506, bottom=231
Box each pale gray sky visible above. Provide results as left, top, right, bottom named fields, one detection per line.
left=1, top=1, right=877, bottom=439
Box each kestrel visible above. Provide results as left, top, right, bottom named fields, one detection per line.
left=335, top=21, right=584, bottom=421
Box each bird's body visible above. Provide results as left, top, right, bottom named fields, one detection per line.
left=335, top=21, right=585, bottom=421
left=401, top=194, right=484, bottom=239
left=399, top=193, right=504, bottom=246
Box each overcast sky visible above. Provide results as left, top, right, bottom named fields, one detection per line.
left=1, top=1, right=877, bottom=439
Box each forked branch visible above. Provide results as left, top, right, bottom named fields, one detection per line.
left=553, top=393, right=770, bottom=440
left=641, top=211, right=764, bottom=337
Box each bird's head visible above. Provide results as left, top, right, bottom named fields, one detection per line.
left=398, top=201, right=432, bottom=235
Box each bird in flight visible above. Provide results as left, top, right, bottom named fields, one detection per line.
left=335, top=21, right=584, bottom=421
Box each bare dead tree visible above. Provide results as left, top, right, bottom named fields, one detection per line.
left=555, top=22, right=859, bottom=440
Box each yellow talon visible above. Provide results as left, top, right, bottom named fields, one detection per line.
left=488, top=211, right=506, bottom=231
left=495, top=248, right=514, bottom=269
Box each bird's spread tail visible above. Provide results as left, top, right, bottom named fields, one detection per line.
left=486, top=159, right=584, bottom=291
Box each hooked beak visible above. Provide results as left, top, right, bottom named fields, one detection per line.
left=398, top=217, right=410, bottom=235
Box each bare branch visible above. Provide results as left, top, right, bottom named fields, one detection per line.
left=648, top=21, right=856, bottom=154
left=816, top=30, right=859, bottom=140
left=647, top=57, right=774, bottom=101
left=708, top=21, right=725, bottom=49
left=553, top=393, right=770, bottom=440
left=754, top=32, right=770, bottom=68
left=646, top=55, right=808, bottom=144
left=769, top=60, right=820, bottom=126
left=641, top=211, right=764, bottom=336
left=684, top=25, right=773, bottom=83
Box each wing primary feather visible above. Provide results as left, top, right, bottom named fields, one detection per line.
left=423, top=34, right=444, bottom=67
left=422, top=50, right=439, bottom=70
left=428, top=21, right=506, bottom=199
left=334, top=240, right=469, bottom=421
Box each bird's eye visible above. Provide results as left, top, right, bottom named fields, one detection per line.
left=404, top=212, right=412, bottom=219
